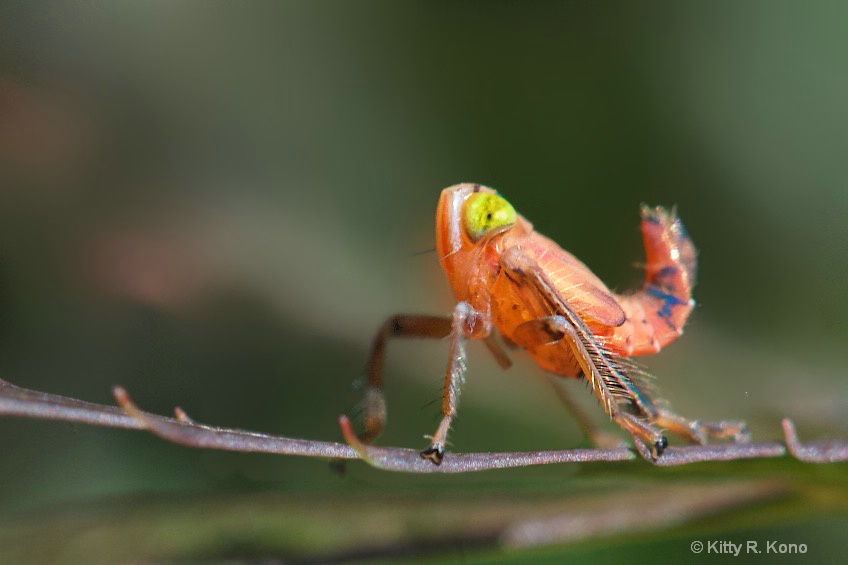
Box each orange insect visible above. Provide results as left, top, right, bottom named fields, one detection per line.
left=359, top=184, right=749, bottom=464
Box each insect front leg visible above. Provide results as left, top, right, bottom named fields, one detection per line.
left=360, top=305, right=503, bottom=464
left=420, top=301, right=491, bottom=465
left=361, top=315, right=453, bottom=443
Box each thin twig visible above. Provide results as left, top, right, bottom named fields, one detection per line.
left=1, top=378, right=846, bottom=471
left=0, top=378, right=144, bottom=430
left=338, top=415, right=635, bottom=473
left=783, top=418, right=848, bottom=463
left=631, top=436, right=786, bottom=465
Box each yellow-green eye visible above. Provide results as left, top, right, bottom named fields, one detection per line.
left=464, top=193, right=517, bottom=241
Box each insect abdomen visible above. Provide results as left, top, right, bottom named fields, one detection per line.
left=611, top=206, right=697, bottom=355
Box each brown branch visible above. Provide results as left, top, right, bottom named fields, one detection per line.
left=631, top=436, right=787, bottom=465
left=1, top=378, right=846, bottom=471
left=336, top=415, right=635, bottom=472
left=783, top=418, right=848, bottom=463
left=0, top=377, right=145, bottom=430
left=0, top=378, right=634, bottom=471
left=113, top=386, right=357, bottom=459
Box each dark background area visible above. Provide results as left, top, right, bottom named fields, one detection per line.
left=0, top=2, right=846, bottom=563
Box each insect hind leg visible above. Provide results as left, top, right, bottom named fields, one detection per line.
left=548, top=376, right=629, bottom=449
left=652, top=408, right=750, bottom=445
left=512, top=316, right=668, bottom=457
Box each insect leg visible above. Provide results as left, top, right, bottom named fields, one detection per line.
left=547, top=376, right=628, bottom=449
left=360, top=309, right=510, bottom=449
left=510, top=315, right=667, bottom=457
left=483, top=334, right=513, bottom=369
left=502, top=248, right=667, bottom=457
left=421, top=301, right=487, bottom=465
left=361, top=315, right=452, bottom=443
left=652, top=409, right=750, bottom=444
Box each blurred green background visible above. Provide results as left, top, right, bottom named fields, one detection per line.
left=0, top=1, right=846, bottom=563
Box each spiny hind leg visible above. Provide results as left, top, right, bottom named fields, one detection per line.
left=511, top=316, right=668, bottom=457
left=652, top=408, right=750, bottom=444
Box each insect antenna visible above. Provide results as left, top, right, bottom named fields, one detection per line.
left=409, top=246, right=436, bottom=257
left=420, top=396, right=441, bottom=410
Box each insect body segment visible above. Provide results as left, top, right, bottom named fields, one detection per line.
left=358, top=184, right=748, bottom=464
left=607, top=206, right=697, bottom=355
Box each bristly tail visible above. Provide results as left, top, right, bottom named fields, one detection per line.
left=641, top=204, right=697, bottom=301
left=612, top=205, right=697, bottom=356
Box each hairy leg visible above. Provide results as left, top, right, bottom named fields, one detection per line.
left=502, top=247, right=667, bottom=457
left=420, top=301, right=487, bottom=464
left=653, top=408, right=750, bottom=445
left=511, top=315, right=668, bottom=457
left=361, top=304, right=505, bottom=465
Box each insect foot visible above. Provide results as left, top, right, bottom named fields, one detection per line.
left=420, top=444, right=445, bottom=465
left=702, top=420, right=752, bottom=444
left=653, top=436, right=669, bottom=458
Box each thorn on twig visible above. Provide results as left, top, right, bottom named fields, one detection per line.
left=174, top=407, right=194, bottom=423
left=783, top=418, right=848, bottom=463
left=0, top=379, right=845, bottom=473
